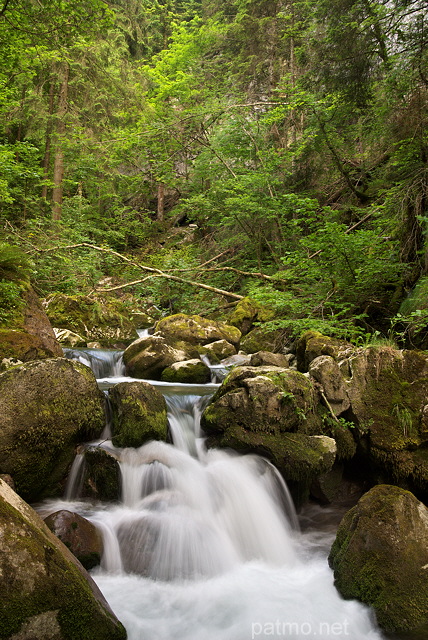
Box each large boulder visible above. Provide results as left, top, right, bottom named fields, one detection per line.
left=296, top=330, right=354, bottom=372
left=0, top=479, right=126, bottom=640
left=0, top=287, right=63, bottom=361
left=345, top=347, right=428, bottom=494
left=155, top=313, right=241, bottom=348
left=44, top=510, right=103, bottom=570
left=199, top=339, right=236, bottom=364
left=44, top=292, right=139, bottom=347
left=201, top=366, right=334, bottom=485
left=123, top=335, right=187, bottom=379
left=81, top=446, right=121, bottom=502
left=0, top=358, right=106, bottom=502
left=109, top=381, right=168, bottom=448
left=329, top=484, right=428, bottom=635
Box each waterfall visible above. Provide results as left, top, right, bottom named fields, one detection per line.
left=50, top=351, right=385, bottom=640
left=64, top=347, right=125, bottom=378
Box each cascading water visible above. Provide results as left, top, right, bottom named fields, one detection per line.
left=51, top=351, right=385, bottom=640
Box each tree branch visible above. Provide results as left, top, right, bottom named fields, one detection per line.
left=0, top=0, right=11, bottom=17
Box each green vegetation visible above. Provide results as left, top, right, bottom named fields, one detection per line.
left=1, top=0, right=427, bottom=344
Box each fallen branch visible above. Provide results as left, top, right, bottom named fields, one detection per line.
left=33, top=242, right=244, bottom=301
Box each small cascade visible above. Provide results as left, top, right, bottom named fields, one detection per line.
left=64, top=452, right=85, bottom=501
left=64, top=348, right=125, bottom=378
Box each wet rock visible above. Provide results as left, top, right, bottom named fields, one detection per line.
left=199, top=339, right=236, bottom=364
left=82, top=446, right=121, bottom=502
left=161, top=359, right=211, bottom=384
left=44, top=510, right=103, bottom=570
left=53, top=327, right=86, bottom=348
left=329, top=484, right=428, bottom=635
left=123, top=335, right=187, bottom=379
left=110, top=381, right=168, bottom=448
left=0, top=358, right=106, bottom=502
left=0, top=479, right=126, bottom=640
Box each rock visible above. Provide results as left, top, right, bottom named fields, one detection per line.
left=0, top=358, right=106, bottom=502
left=309, top=355, right=350, bottom=416
left=0, top=479, right=126, bottom=640
left=44, top=292, right=139, bottom=347
left=345, top=347, right=428, bottom=494
left=240, top=326, right=290, bottom=354
left=0, top=356, right=23, bottom=371
left=81, top=446, right=121, bottom=502
left=155, top=313, right=241, bottom=347
left=0, top=473, right=14, bottom=489
left=329, top=484, right=428, bottom=635
left=249, top=351, right=293, bottom=368
left=123, top=335, right=187, bottom=379
left=161, top=359, right=211, bottom=384
left=201, top=366, right=333, bottom=485
left=228, top=297, right=274, bottom=335
left=296, top=330, right=354, bottom=373
left=54, top=327, right=86, bottom=347
left=110, top=381, right=168, bottom=448
left=199, top=339, right=236, bottom=364
left=44, top=510, right=103, bottom=570
left=0, top=287, right=63, bottom=361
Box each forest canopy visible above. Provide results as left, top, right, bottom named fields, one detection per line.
left=1, top=0, right=427, bottom=344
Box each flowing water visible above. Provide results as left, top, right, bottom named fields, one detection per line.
left=45, top=349, right=386, bottom=640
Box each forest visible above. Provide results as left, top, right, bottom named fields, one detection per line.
left=1, top=0, right=427, bottom=346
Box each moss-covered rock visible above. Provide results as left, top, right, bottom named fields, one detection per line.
left=0, top=358, right=105, bottom=502
left=201, top=366, right=334, bottom=486
left=296, top=330, right=354, bottom=373
left=110, top=381, right=168, bottom=448
left=44, top=510, right=103, bottom=570
left=161, top=359, right=211, bottom=384
left=81, top=446, right=121, bottom=502
left=329, top=484, right=428, bottom=635
left=249, top=351, right=293, bottom=368
left=44, top=292, right=139, bottom=347
left=123, top=335, right=187, bottom=379
left=0, top=287, right=63, bottom=362
left=309, top=355, right=351, bottom=416
left=228, top=297, right=275, bottom=335
left=240, top=326, right=291, bottom=354
left=155, top=313, right=241, bottom=347
left=0, top=479, right=126, bottom=640
left=199, top=339, right=236, bottom=364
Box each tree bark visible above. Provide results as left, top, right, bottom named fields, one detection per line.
left=156, top=182, right=165, bottom=221
left=41, top=81, right=55, bottom=201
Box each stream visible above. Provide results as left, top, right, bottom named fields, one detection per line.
left=39, top=348, right=386, bottom=640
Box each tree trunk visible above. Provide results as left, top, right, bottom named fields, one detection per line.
left=156, top=182, right=165, bottom=221
left=41, top=81, right=55, bottom=201
left=52, top=64, right=69, bottom=221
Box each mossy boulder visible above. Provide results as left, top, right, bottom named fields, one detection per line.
left=296, top=330, right=354, bottom=373
left=0, top=287, right=63, bottom=361
left=0, top=479, right=126, bottom=640
left=109, top=381, right=168, bottom=448
left=161, top=359, right=211, bottom=384
left=155, top=313, right=241, bottom=347
left=249, top=351, right=293, bottom=368
left=329, top=484, right=428, bottom=635
left=81, top=446, right=121, bottom=502
left=309, top=355, right=351, bottom=416
left=44, top=510, right=103, bottom=570
left=123, top=335, right=187, bottom=379
left=199, top=339, right=236, bottom=364
left=0, top=358, right=105, bottom=502
left=240, top=326, right=290, bottom=354
left=201, top=366, right=333, bottom=485
left=228, top=296, right=275, bottom=335
left=44, top=292, right=139, bottom=347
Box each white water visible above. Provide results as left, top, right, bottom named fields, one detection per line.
left=54, top=352, right=385, bottom=640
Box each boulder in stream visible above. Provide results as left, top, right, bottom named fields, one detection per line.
left=0, top=478, right=126, bottom=640
left=0, top=358, right=106, bottom=502
left=155, top=313, right=241, bottom=348
left=44, top=509, right=103, bottom=570
left=123, top=335, right=187, bottom=379
left=329, top=484, right=428, bottom=635
left=161, top=359, right=211, bottom=384
left=110, top=380, right=168, bottom=448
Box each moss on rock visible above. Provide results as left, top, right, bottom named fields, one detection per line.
left=0, top=358, right=105, bottom=502
left=155, top=313, right=241, bottom=347
left=161, top=359, right=211, bottom=384
left=109, top=381, right=168, bottom=448
left=329, top=484, right=428, bottom=634
left=0, top=479, right=126, bottom=640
